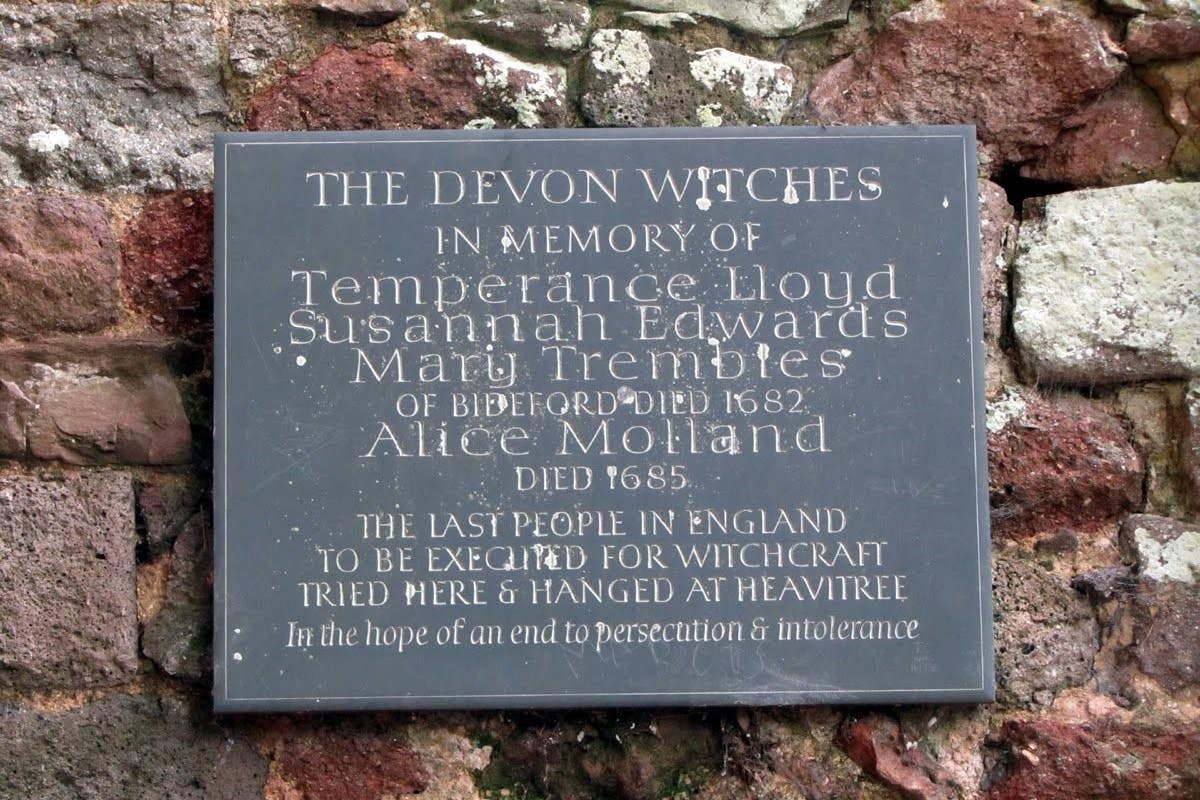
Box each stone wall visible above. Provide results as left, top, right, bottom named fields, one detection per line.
left=1, top=0, right=1198, bottom=797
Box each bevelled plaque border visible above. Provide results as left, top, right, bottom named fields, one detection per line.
left=214, top=126, right=994, bottom=712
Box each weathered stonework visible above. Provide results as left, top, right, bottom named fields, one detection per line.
left=1110, top=514, right=1200, bottom=690
left=1188, top=379, right=1200, bottom=504
left=0, top=3, right=226, bottom=191
left=808, top=0, right=1125, bottom=168
left=1117, top=383, right=1193, bottom=516
left=248, top=37, right=568, bottom=130
left=295, top=0, right=410, bottom=25
left=986, top=716, right=1200, bottom=800
left=747, top=709, right=888, bottom=798
left=618, top=0, right=851, bottom=37
left=987, top=389, right=1143, bottom=539
left=0, top=339, right=192, bottom=466
left=122, top=192, right=214, bottom=339
left=1125, top=14, right=1200, bottom=62
left=1121, top=514, right=1200, bottom=584
left=142, top=512, right=212, bottom=682
left=136, top=474, right=205, bottom=556
left=0, top=193, right=119, bottom=338
left=993, top=557, right=1099, bottom=707
left=459, top=0, right=591, bottom=55
left=230, top=6, right=300, bottom=79
left=0, top=471, right=137, bottom=690
left=0, top=694, right=267, bottom=798
left=840, top=714, right=957, bottom=800
left=1140, top=57, right=1200, bottom=175
left=1014, top=181, right=1200, bottom=384
left=0, top=380, right=34, bottom=456
left=979, top=180, right=1017, bottom=345
left=0, top=0, right=1195, bottom=795
left=1019, top=76, right=1179, bottom=187
left=581, top=29, right=795, bottom=127
left=473, top=713, right=721, bottom=800
left=261, top=720, right=429, bottom=799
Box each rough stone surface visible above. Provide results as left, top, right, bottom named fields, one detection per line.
left=993, top=557, right=1099, bottom=707
left=1013, top=181, right=1200, bottom=384
left=1188, top=379, right=1200, bottom=504
left=248, top=37, right=568, bottom=131
left=230, top=6, right=299, bottom=79
left=136, top=474, right=204, bottom=556
left=476, top=713, right=720, bottom=800
left=298, top=0, right=409, bottom=25
left=1019, top=76, right=1179, bottom=186
left=896, top=708, right=991, bottom=800
left=582, top=29, right=795, bottom=127
left=0, top=193, right=119, bottom=338
left=122, top=192, right=214, bottom=339
left=460, top=0, right=590, bottom=54
left=979, top=180, right=1016, bottom=344
left=0, top=339, right=192, bottom=466
left=749, top=709, right=887, bottom=799
left=0, top=693, right=267, bottom=799
left=619, top=0, right=850, bottom=37
left=0, top=471, right=137, bottom=690
left=621, top=10, right=698, bottom=29
left=1141, top=57, right=1200, bottom=174
left=0, top=3, right=226, bottom=191
left=261, top=720, right=428, bottom=799
left=1120, top=514, right=1200, bottom=583
left=142, top=512, right=211, bottom=682
left=1113, top=577, right=1200, bottom=691
left=0, top=379, right=34, bottom=456
left=987, top=390, right=1143, bottom=539
left=986, top=716, right=1200, bottom=800
left=808, top=0, right=1125, bottom=168
left=1072, top=565, right=1139, bottom=605
left=1103, top=0, right=1200, bottom=16
left=840, top=714, right=955, bottom=800
left=142, top=513, right=211, bottom=681
left=1125, top=14, right=1200, bottom=62
left=1105, top=514, right=1200, bottom=690
left=1117, top=383, right=1192, bottom=516
left=0, top=0, right=1196, bottom=791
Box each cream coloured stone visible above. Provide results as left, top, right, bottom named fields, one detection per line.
left=1013, top=181, right=1200, bottom=383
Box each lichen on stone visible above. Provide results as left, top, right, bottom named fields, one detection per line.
left=1013, top=181, right=1200, bottom=384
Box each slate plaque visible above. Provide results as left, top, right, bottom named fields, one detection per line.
left=214, top=126, right=994, bottom=712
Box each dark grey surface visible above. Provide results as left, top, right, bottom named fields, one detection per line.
left=214, top=127, right=993, bottom=712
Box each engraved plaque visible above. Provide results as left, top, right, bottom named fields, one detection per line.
left=214, top=126, right=994, bottom=711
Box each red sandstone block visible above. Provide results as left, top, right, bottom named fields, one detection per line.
left=840, top=714, right=955, bottom=800
left=988, top=391, right=1144, bottom=539
left=263, top=723, right=427, bottom=800
left=987, top=717, right=1200, bottom=800
left=0, top=338, right=192, bottom=466
left=0, top=193, right=119, bottom=338
left=1125, top=15, right=1200, bottom=63
left=246, top=38, right=567, bottom=132
left=122, top=192, right=214, bottom=339
left=807, top=0, right=1125, bottom=169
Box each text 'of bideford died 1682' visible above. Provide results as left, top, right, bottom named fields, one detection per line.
left=214, top=126, right=995, bottom=712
